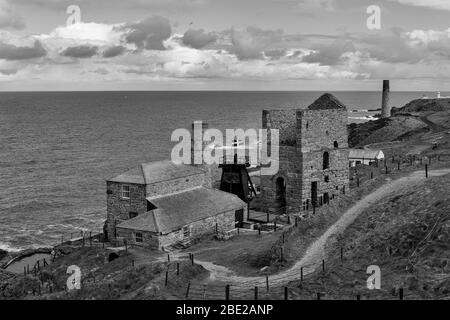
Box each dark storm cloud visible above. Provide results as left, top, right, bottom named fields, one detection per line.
left=102, top=45, right=126, bottom=58
left=122, top=16, right=171, bottom=50
left=182, top=29, right=217, bottom=49
left=0, top=40, right=46, bottom=60
left=61, top=45, right=98, bottom=58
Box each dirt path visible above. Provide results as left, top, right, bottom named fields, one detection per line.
left=183, top=168, right=450, bottom=289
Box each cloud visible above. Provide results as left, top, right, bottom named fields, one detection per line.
left=0, top=40, right=46, bottom=60
left=182, top=29, right=217, bottom=49
left=122, top=16, right=171, bottom=50
left=231, top=26, right=284, bottom=60
left=0, top=0, right=25, bottom=30
left=102, top=45, right=126, bottom=58
left=292, top=0, right=335, bottom=14
left=302, top=40, right=355, bottom=65
left=61, top=45, right=98, bottom=58
left=387, top=0, right=450, bottom=11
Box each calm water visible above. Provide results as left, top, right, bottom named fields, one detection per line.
left=0, top=91, right=436, bottom=251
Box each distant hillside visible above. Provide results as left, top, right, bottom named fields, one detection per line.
left=392, top=98, right=450, bottom=114
left=348, top=116, right=427, bottom=147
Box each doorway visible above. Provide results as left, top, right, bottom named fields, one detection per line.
left=311, top=181, right=318, bottom=207
left=275, top=177, right=286, bottom=207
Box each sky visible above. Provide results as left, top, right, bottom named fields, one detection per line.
left=0, top=0, right=450, bottom=91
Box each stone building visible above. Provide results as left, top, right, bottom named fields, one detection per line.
left=260, top=93, right=349, bottom=214
left=105, top=160, right=247, bottom=249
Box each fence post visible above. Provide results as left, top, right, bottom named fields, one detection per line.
left=295, top=216, right=298, bottom=227
left=301, top=267, right=303, bottom=281
left=165, top=270, right=169, bottom=287
left=191, top=253, right=194, bottom=266
left=267, top=213, right=269, bottom=223
left=225, top=284, right=230, bottom=300
left=284, top=287, right=288, bottom=300
left=425, top=164, right=428, bottom=178
left=274, top=220, right=277, bottom=232
left=177, top=263, right=180, bottom=276
left=370, top=171, right=373, bottom=179
left=254, top=286, right=258, bottom=300
left=23, top=266, right=26, bottom=276
left=287, top=215, right=291, bottom=224
left=185, top=282, right=191, bottom=298
left=266, top=275, right=269, bottom=292
left=167, top=254, right=170, bottom=262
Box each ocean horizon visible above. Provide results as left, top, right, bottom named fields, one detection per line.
left=0, top=90, right=444, bottom=251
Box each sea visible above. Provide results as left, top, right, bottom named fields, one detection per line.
left=0, top=91, right=444, bottom=251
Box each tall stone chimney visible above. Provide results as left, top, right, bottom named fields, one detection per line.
left=381, top=80, right=390, bottom=118
left=191, top=121, right=208, bottom=165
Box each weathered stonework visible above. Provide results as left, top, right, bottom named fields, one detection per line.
left=261, top=96, right=349, bottom=215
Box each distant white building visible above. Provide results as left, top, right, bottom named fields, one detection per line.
left=349, top=149, right=385, bottom=167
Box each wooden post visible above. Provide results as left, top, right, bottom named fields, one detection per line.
left=225, top=284, right=230, bottom=300
left=237, top=227, right=240, bottom=235
left=266, top=275, right=269, bottom=292
left=177, top=263, right=180, bottom=276
left=267, top=213, right=269, bottom=223
left=301, top=267, right=303, bottom=281
left=165, top=270, right=169, bottom=286
left=258, top=227, right=261, bottom=236
left=167, top=254, right=170, bottom=262
left=254, top=286, right=258, bottom=300
left=23, top=266, right=26, bottom=276
left=295, top=216, right=298, bottom=227
left=215, top=223, right=218, bottom=234
left=399, top=288, right=404, bottom=300
left=27, top=264, right=29, bottom=274
left=185, top=282, right=191, bottom=298
left=191, top=253, right=194, bottom=266
left=37, top=261, right=40, bottom=271
left=370, top=171, right=373, bottom=179
left=284, top=287, right=288, bottom=300
left=274, top=220, right=277, bottom=232
left=425, top=164, right=428, bottom=178
left=287, top=215, right=291, bottom=224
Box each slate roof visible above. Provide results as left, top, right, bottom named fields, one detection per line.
left=307, top=93, right=347, bottom=110
left=116, top=187, right=246, bottom=234
left=349, top=149, right=384, bottom=159
left=108, top=160, right=206, bottom=184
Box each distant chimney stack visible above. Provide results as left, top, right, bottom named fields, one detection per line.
left=381, top=80, right=390, bottom=118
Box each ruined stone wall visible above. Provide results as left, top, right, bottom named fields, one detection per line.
left=260, top=108, right=349, bottom=214
left=297, top=109, right=348, bottom=152
left=146, top=171, right=211, bottom=198
left=106, top=181, right=147, bottom=239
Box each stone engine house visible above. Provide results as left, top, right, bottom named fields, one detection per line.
left=260, top=93, right=349, bottom=214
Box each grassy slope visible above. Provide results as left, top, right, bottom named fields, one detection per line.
left=282, top=173, right=450, bottom=300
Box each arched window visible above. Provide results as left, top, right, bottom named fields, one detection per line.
left=323, top=152, right=330, bottom=170
left=334, top=141, right=338, bottom=148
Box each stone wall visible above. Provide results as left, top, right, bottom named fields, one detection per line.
left=159, top=207, right=245, bottom=249
left=105, top=181, right=147, bottom=239
left=115, top=228, right=159, bottom=249
left=260, top=108, right=349, bottom=214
